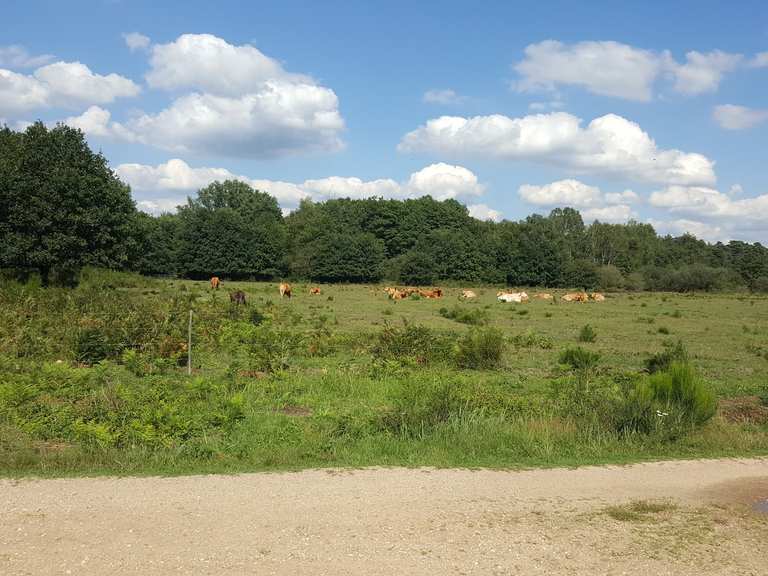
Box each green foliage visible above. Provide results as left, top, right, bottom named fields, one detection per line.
left=510, top=330, right=553, bottom=349
left=220, top=320, right=303, bottom=373
left=645, top=340, right=688, bottom=374
left=73, top=327, right=111, bottom=365
left=454, top=327, right=505, bottom=369
left=558, top=346, right=600, bottom=370
left=645, top=362, right=717, bottom=425
left=372, top=320, right=454, bottom=365
left=597, top=265, right=625, bottom=291
left=0, top=123, right=136, bottom=284
left=439, top=305, right=489, bottom=325
left=578, top=324, right=597, bottom=343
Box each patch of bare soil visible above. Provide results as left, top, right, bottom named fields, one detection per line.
left=718, top=396, right=768, bottom=424
left=1, top=458, right=767, bottom=575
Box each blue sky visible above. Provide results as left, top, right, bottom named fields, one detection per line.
left=2, top=0, right=767, bottom=242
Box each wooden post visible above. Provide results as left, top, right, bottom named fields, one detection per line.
left=187, top=309, right=193, bottom=376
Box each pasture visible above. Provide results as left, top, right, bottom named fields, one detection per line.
left=1, top=269, right=767, bottom=476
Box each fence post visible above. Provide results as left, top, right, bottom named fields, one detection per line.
left=187, top=309, right=193, bottom=376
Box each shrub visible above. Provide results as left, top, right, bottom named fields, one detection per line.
left=644, top=340, right=688, bottom=374
left=624, top=272, right=645, bottom=291
left=558, top=346, right=600, bottom=370
left=657, top=326, right=671, bottom=334
left=372, top=320, right=453, bottom=364
left=636, top=362, right=717, bottom=429
left=454, top=327, right=505, bottom=370
left=511, top=329, right=553, bottom=349
left=578, top=324, right=597, bottom=343
left=220, top=320, right=303, bottom=372
left=439, top=305, right=488, bottom=326
left=73, top=327, right=111, bottom=364
left=597, top=265, right=625, bottom=292
left=378, top=380, right=466, bottom=437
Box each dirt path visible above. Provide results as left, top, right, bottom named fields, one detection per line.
left=2, top=458, right=767, bottom=575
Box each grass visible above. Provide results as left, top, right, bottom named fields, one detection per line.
left=605, top=499, right=677, bottom=521
left=1, top=270, right=767, bottom=477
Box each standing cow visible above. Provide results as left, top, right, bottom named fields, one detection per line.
left=279, top=282, right=292, bottom=299
left=210, top=276, right=220, bottom=290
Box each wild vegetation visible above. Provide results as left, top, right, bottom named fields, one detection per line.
left=1, top=271, right=767, bottom=476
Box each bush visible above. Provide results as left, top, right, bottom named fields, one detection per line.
left=558, top=346, right=600, bottom=370
left=597, top=265, right=625, bottom=292
left=645, top=362, right=716, bottom=425
left=510, top=329, right=553, bottom=349
left=624, top=272, right=645, bottom=291
left=73, top=327, right=111, bottom=364
left=454, top=327, right=505, bottom=370
left=220, top=320, right=303, bottom=372
left=439, top=305, right=489, bottom=326
left=751, top=276, right=768, bottom=293
left=644, top=340, right=688, bottom=374
left=372, top=320, right=454, bottom=364
left=578, top=324, right=597, bottom=343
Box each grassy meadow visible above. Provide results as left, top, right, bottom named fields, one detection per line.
left=1, top=269, right=767, bottom=476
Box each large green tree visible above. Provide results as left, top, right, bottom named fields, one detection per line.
left=0, top=122, right=137, bottom=284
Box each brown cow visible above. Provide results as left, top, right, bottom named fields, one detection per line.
left=309, top=287, right=321, bottom=295
left=279, top=282, right=292, bottom=299
left=230, top=290, right=246, bottom=305
left=533, top=292, right=553, bottom=301
left=210, top=276, right=220, bottom=290
left=590, top=292, right=606, bottom=302
left=419, top=288, right=443, bottom=299
left=561, top=292, right=588, bottom=302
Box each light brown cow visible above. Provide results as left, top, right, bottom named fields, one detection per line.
left=419, top=288, right=443, bottom=299
left=561, top=292, right=589, bottom=302
left=533, top=292, right=553, bottom=301
left=590, top=292, right=606, bottom=302
left=210, top=276, right=220, bottom=290
left=460, top=289, right=477, bottom=299
left=279, top=282, right=292, bottom=299
left=309, top=287, right=321, bottom=295
left=497, top=291, right=529, bottom=303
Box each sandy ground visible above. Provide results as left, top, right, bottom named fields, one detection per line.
left=2, top=458, right=767, bottom=575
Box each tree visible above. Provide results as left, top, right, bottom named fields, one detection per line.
left=175, top=180, right=285, bottom=278
left=0, top=122, right=137, bottom=284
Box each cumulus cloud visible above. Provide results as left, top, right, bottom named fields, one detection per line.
left=0, top=61, right=140, bottom=115
left=123, top=32, right=151, bottom=52
left=713, top=104, right=768, bottom=130
left=0, top=45, right=54, bottom=68
left=467, top=203, right=503, bottom=222
left=399, top=112, right=715, bottom=186
left=747, top=52, right=768, bottom=68
left=513, top=40, right=741, bottom=101
left=136, top=198, right=184, bottom=216
left=117, top=159, right=488, bottom=209
left=423, top=89, right=464, bottom=105
left=648, top=218, right=726, bottom=242
left=146, top=33, right=299, bottom=95
left=518, top=178, right=638, bottom=223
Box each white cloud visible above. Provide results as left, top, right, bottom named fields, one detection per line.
left=468, top=203, right=503, bottom=222
left=605, top=189, right=640, bottom=204
left=136, top=198, right=183, bottom=215
left=528, top=100, right=564, bottom=111
left=0, top=45, right=54, bottom=68
left=61, top=105, right=136, bottom=140
left=582, top=204, right=636, bottom=223
left=123, top=32, right=151, bottom=52
left=423, top=89, right=464, bottom=105
left=146, top=33, right=298, bottom=95
left=669, top=51, right=742, bottom=94
left=648, top=218, right=726, bottom=242
left=117, top=159, right=486, bottom=209
left=123, top=83, right=344, bottom=157
left=0, top=61, right=140, bottom=115
left=713, top=104, right=768, bottom=130
left=514, top=40, right=741, bottom=101
left=748, top=52, right=768, bottom=68
left=399, top=112, right=715, bottom=186
left=519, top=179, right=602, bottom=207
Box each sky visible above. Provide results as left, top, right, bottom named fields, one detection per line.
left=2, top=0, right=767, bottom=243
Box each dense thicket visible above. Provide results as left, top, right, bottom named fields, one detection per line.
left=3, top=123, right=768, bottom=290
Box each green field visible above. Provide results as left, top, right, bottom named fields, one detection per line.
left=1, top=270, right=767, bottom=476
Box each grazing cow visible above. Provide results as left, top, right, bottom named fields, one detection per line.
left=533, top=292, right=553, bottom=301
left=561, top=292, right=588, bottom=302
left=460, top=290, right=477, bottom=299
left=309, top=287, right=321, bottom=295
left=590, top=292, right=606, bottom=302
left=210, top=276, right=220, bottom=290
left=419, top=288, right=443, bottom=299
left=497, top=291, right=529, bottom=303
left=230, top=290, right=247, bottom=305
left=279, top=282, right=292, bottom=299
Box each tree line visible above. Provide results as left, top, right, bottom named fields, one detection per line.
left=3, top=122, right=768, bottom=292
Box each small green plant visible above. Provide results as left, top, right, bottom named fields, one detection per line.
left=511, top=330, right=553, bottom=349
left=454, top=327, right=505, bottom=369
left=578, top=324, right=597, bottom=343
left=558, top=346, right=600, bottom=370
left=658, top=326, right=671, bottom=335
left=439, top=305, right=488, bottom=326
left=517, top=309, right=529, bottom=316
left=645, top=340, right=688, bottom=373
left=73, top=327, right=111, bottom=364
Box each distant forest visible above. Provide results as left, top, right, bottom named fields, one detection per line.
left=3, top=123, right=768, bottom=292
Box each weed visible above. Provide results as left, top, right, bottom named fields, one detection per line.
left=455, top=327, right=505, bottom=370
left=578, top=324, right=597, bottom=343
left=558, top=347, right=600, bottom=371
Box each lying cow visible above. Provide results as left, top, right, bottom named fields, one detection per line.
left=309, top=287, right=321, bottom=295
left=561, top=292, right=589, bottom=302
left=230, top=290, right=247, bottom=305
left=590, top=292, right=606, bottom=302
left=533, top=292, right=553, bottom=301
left=460, top=289, right=477, bottom=299
left=279, top=282, right=292, bottom=299
left=497, top=291, right=529, bottom=303
left=419, top=288, right=443, bottom=299
left=210, top=276, right=220, bottom=290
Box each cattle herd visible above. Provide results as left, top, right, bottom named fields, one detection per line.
left=211, top=277, right=606, bottom=304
